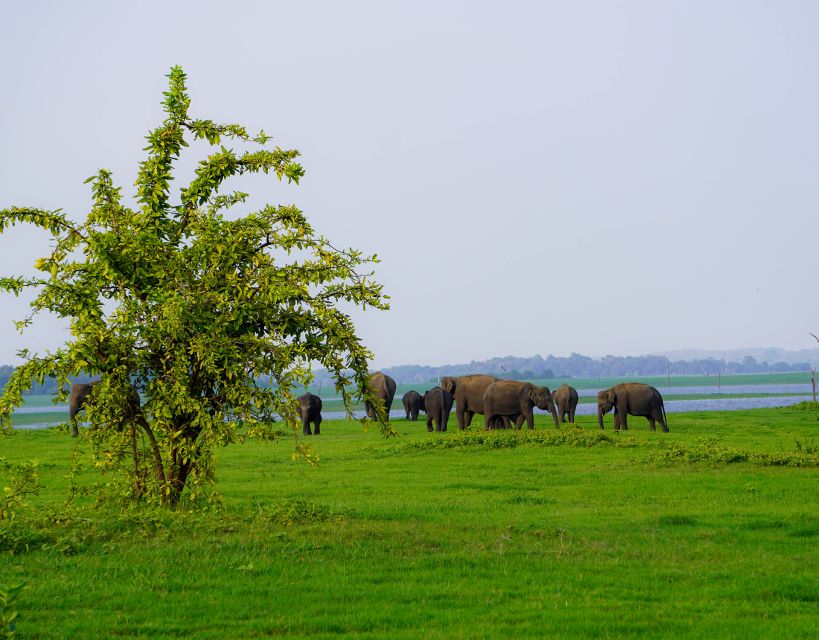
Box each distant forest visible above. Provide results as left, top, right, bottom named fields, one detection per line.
left=1, top=352, right=813, bottom=395
left=311, top=353, right=814, bottom=385
left=0, top=366, right=95, bottom=396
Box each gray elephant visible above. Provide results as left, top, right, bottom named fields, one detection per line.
left=69, top=380, right=100, bottom=436
left=365, top=371, right=397, bottom=421
left=402, top=390, right=422, bottom=421
left=441, top=374, right=500, bottom=430
left=69, top=380, right=141, bottom=436
left=483, top=380, right=559, bottom=430
left=298, top=392, right=323, bottom=435
left=422, top=386, right=453, bottom=432
left=551, top=384, right=579, bottom=423
left=597, top=382, right=668, bottom=432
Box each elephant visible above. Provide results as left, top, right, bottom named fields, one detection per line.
left=402, top=390, right=422, bottom=421
left=597, top=382, right=668, bottom=432
left=69, top=380, right=141, bottom=436
left=69, top=380, right=100, bottom=437
left=551, top=384, right=579, bottom=423
left=441, top=374, right=500, bottom=430
left=422, top=386, right=453, bottom=432
left=483, top=380, right=559, bottom=430
left=298, top=392, right=323, bottom=435
left=365, top=371, right=397, bottom=421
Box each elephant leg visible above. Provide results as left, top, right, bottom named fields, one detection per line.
left=648, top=417, right=656, bottom=431
left=455, top=405, right=466, bottom=430
left=71, top=419, right=79, bottom=437
left=302, top=419, right=312, bottom=436
left=464, top=410, right=475, bottom=429
left=483, top=413, right=492, bottom=431
left=620, top=411, right=628, bottom=430
left=652, top=409, right=669, bottom=432
left=314, top=416, right=321, bottom=435
left=426, top=414, right=434, bottom=432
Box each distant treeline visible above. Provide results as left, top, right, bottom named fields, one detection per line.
left=0, top=366, right=95, bottom=396
left=309, top=353, right=813, bottom=385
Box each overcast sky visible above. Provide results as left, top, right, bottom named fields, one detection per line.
left=1, top=1, right=818, bottom=368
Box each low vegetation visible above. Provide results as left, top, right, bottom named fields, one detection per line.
left=0, top=406, right=816, bottom=638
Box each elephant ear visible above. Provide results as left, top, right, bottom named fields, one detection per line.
left=606, top=390, right=616, bottom=404
left=442, top=378, right=455, bottom=394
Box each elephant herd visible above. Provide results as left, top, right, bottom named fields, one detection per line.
left=294, top=372, right=669, bottom=436
left=69, top=373, right=668, bottom=437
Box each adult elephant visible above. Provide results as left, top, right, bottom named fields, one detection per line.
left=298, top=392, right=323, bottom=435
left=69, top=380, right=141, bottom=437
left=483, top=380, right=559, bottom=430
left=422, top=386, right=453, bottom=432
left=441, top=374, right=500, bottom=430
left=365, top=371, right=397, bottom=421
left=597, top=382, right=668, bottom=432
left=402, top=390, right=422, bottom=421
left=551, top=384, right=579, bottom=424
left=69, top=380, right=100, bottom=437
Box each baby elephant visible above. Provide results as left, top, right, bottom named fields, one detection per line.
left=551, top=384, right=579, bottom=424
left=298, top=392, right=323, bottom=435
left=422, top=386, right=453, bottom=432
left=402, top=390, right=422, bottom=421
left=597, top=382, right=668, bottom=432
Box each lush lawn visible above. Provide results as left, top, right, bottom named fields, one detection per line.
left=1, top=406, right=817, bottom=639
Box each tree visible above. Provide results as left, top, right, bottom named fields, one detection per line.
left=0, top=67, right=389, bottom=506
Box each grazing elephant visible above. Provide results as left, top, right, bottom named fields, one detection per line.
left=298, top=392, right=323, bottom=435
left=551, top=384, right=579, bottom=424
left=69, top=381, right=100, bottom=436
left=483, top=380, right=559, bottom=430
left=597, top=382, right=668, bottom=432
left=441, top=374, right=500, bottom=430
left=365, top=371, right=397, bottom=421
left=422, top=386, right=453, bottom=432
left=402, top=390, right=422, bottom=421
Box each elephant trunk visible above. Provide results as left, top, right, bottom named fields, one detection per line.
left=597, top=408, right=604, bottom=430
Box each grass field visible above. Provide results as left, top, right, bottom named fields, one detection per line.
left=1, top=405, right=817, bottom=639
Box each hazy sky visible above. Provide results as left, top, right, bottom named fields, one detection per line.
left=1, top=1, right=818, bottom=368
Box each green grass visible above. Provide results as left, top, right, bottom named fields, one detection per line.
left=1, top=406, right=817, bottom=638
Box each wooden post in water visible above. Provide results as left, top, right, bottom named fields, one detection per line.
left=666, top=360, right=671, bottom=387
left=811, top=368, right=816, bottom=402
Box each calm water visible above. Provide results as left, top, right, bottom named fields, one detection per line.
left=576, top=384, right=814, bottom=397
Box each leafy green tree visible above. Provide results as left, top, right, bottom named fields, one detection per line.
left=0, top=67, right=389, bottom=506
